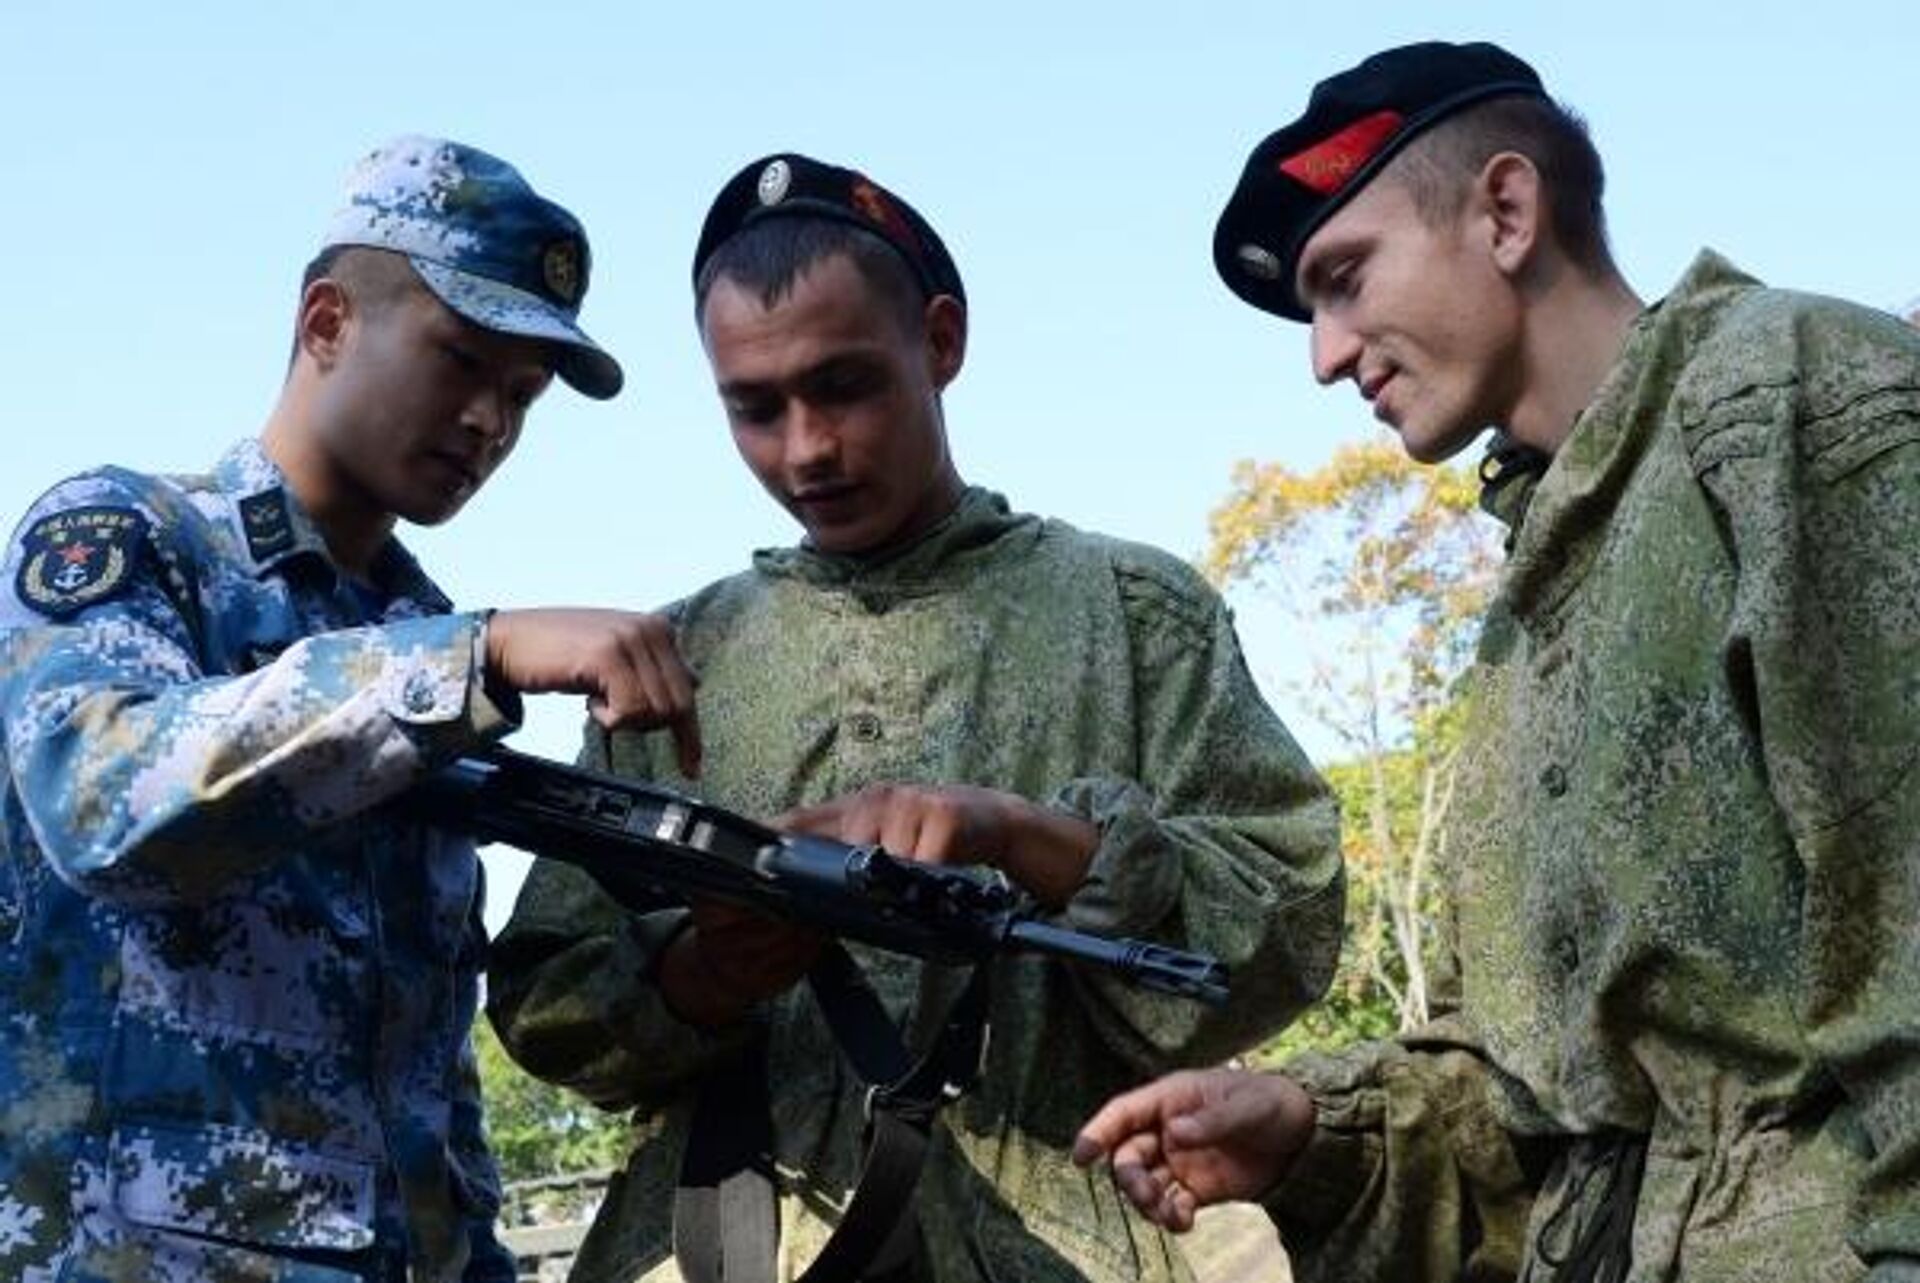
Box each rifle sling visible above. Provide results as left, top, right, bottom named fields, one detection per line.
left=674, top=943, right=991, bottom=1283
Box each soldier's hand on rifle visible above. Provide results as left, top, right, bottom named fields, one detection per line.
left=779, top=784, right=1098, bottom=908
left=483, top=608, right=702, bottom=777
left=658, top=900, right=824, bottom=1030
left=1071, top=1068, right=1316, bottom=1232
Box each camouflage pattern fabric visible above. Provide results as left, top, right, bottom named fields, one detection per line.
left=490, top=488, right=1345, bottom=1283
left=320, top=134, right=621, bottom=400
left=0, top=439, right=520, bottom=1282
left=1263, top=253, right=1920, bottom=1283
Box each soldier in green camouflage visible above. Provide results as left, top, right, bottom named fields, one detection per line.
left=1074, top=41, right=1920, bottom=1283
left=487, top=153, right=1346, bottom=1282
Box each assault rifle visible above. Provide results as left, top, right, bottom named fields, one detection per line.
left=415, top=746, right=1228, bottom=1283
left=417, top=745, right=1229, bottom=1003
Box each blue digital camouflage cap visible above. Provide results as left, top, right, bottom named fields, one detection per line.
left=321, top=135, right=624, bottom=399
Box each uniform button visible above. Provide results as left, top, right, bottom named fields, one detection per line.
left=1539, top=763, right=1568, bottom=797
left=848, top=713, right=882, bottom=743
left=403, top=671, right=439, bottom=715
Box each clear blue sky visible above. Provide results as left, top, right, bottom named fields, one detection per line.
left=6, top=2, right=1915, bottom=927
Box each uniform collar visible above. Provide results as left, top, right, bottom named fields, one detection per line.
left=752, top=486, right=1037, bottom=591
left=213, top=438, right=452, bottom=613
left=1485, top=250, right=1761, bottom=621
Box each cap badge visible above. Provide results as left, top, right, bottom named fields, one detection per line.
left=543, top=239, right=582, bottom=305
left=757, top=159, right=793, bottom=206
left=1237, top=245, right=1283, bottom=281
left=1280, top=110, right=1405, bottom=196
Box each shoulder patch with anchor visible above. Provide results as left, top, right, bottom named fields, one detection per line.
left=15, top=506, right=149, bottom=618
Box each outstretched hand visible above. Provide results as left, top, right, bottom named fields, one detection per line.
left=485, top=607, right=702, bottom=777
left=1071, top=1068, right=1316, bottom=1232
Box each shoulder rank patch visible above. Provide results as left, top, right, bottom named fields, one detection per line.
left=238, top=489, right=296, bottom=563
left=15, top=506, right=148, bottom=618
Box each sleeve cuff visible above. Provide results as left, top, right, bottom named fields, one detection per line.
left=1046, top=776, right=1181, bottom=938
left=468, top=610, right=523, bottom=735
left=1258, top=1104, right=1382, bottom=1237
left=375, top=611, right=520, bottom=738
left=1257, top=1050, right=1392, bottom=1240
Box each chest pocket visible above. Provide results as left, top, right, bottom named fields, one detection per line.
left=117, top=877, right=371, bottom=1053
left=108, top=1119, right=376, bottom=1254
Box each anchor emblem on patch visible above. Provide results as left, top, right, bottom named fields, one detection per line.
left=15, top=505, right=148, bottom=618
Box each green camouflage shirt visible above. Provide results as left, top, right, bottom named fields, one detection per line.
left=490, top=489, right=1344, bottom=1282
left=1265, top=253, right=1920, bottom=1283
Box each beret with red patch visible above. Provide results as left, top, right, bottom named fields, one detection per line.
left=1214, top=41, right=1545, bottom=322
left=693, top=153, right=965, bottom=307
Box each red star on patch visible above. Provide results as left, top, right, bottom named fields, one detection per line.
left=60, top=542, right=94, bottom=565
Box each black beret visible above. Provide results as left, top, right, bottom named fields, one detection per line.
left=692, top=153, right=966, bottom=307
left=1214, top=41, right=1545, bottom=322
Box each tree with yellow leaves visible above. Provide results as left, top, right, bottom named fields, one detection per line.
left=1206, top=438, right=1500, bottom=1037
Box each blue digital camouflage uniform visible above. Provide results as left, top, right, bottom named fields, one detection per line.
left=0, top=438, right=520, bottom=1282
left=1261, top=253, right=1920, bottom=1282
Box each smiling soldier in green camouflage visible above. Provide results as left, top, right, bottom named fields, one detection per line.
left=1074, top=40, right=1920, bottom=1283
left=0, top=136, right=699, bottom=1283
left=488, top=153, right=1346, bottom=1283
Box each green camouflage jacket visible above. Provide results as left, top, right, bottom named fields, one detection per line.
left=1264, top=253, right=1920, bottom=1283
left=491, top=489, right=1344, bottom=1282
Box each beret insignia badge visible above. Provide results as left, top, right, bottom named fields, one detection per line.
left=1237, top=245, right=1283, bottom=280
left=1279, top=110, right=1405, bottom=195
left=850, top=178, right=922, bottom=254
left=757, top=159, right=793, bottom=207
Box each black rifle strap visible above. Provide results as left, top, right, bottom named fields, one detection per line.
left=673, top=943, right=992, bottom=1283
left=674, top=1029, right=778, bottom=1283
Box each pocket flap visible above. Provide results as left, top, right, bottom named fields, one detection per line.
left=109, top=1121, right=376, bottom=1252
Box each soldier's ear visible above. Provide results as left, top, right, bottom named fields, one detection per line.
left=924, top=294, right=966, bottom=391
left=295, top=278, right=353, bottom=371
left=1476, top=152, right=1542, bottom=278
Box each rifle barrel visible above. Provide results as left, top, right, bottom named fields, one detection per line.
left=1005, top=919, right=1229, bottom=1007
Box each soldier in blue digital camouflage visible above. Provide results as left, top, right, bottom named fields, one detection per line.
left=1075, top=41, right=1920, bottom=1283
left=0, top=136, right=700, bottom=1282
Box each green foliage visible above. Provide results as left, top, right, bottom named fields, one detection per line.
left=1204, top=439, right=1495, bottom=735
left=1206, top=438, right=1500, bottom=1062
left=474, top=1017, right=629, bottom=1182
left=1246, top=749, right=1441, bottom=1065
left=1244, top=956, right=1400, bottom=1068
